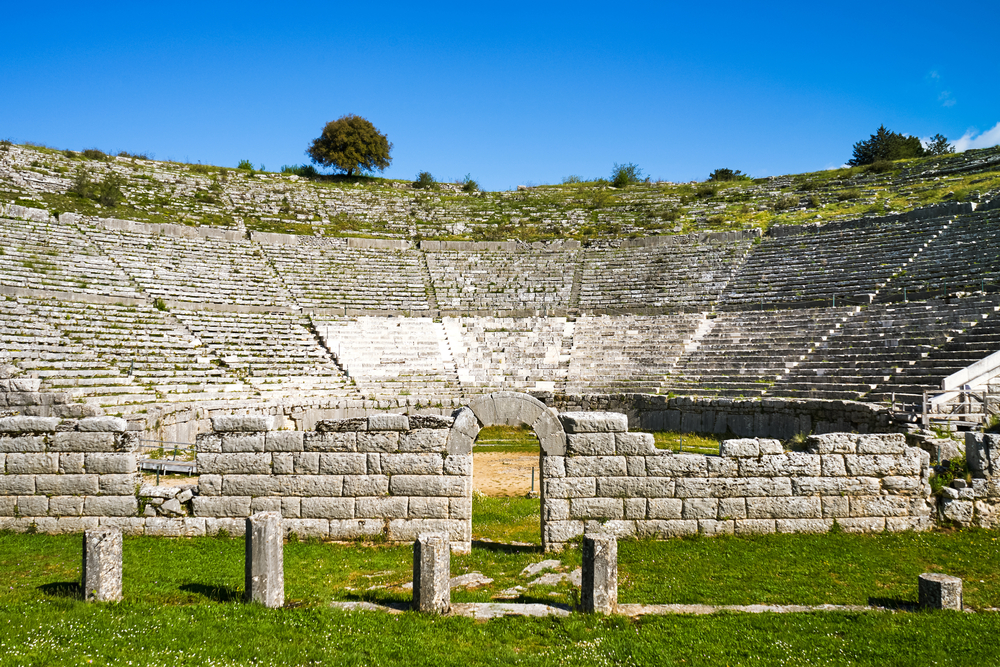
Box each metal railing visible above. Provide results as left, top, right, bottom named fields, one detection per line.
left=921, top=389, right=1000, bottom=428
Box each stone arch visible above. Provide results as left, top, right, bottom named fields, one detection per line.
left=446, top=391, right=565, bottom=456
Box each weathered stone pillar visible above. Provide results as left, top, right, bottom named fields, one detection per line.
left=413, top=532, right=450, bottom=613
left=245, top=512, right=284, bottom=608
left=82, top=527, right=122, bottom=602
left=919, top=573, right=963, bottom=610
left=581, top=533, right=617, bottom=614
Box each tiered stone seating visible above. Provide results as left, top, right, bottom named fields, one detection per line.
left=0, top=217, right=140, bottom=298
left=172, top=309, right=347, bottom=398
left=566, top=314, right=705, bottom=393
left=442, top=317, right=574, bottom=392
left=770, top=300, right=989, bottom=401
left=425, top=248, right=578, bottom=312
left=1, top=298, right=244, bottom=406
left=876, top=209, right=1000, bottom=301
left=82, top=226, right=293, bottom=307
left=578, top=235, right=753, bottom=312
left=260, top=242, right=430, bottom=311
left=314, top=316, right=460, bottom=395
left=662, top=308, right=858, bottom=397
left=721, top=216, right=951, bottom=308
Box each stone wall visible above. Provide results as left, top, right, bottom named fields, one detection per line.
left=938, top=432, right=1000, bottom=528
left=541, top=412, right=933, bottom=549
left=541, top=394, right=895, bottom=440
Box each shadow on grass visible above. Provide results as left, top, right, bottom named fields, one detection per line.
left=471, top=540, right=543, bottom=555
left=180, top=583, right=243, bottom=602
left=868, top=597, right=919, bottom=611
left=38, top=581, right=81, bottom=599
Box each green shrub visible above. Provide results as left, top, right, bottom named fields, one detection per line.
left=589, top=188, right=617, bottom=208
left=930, top=455, right=968, bottom=495
left=708, top=168, right=750, bottom=182
left=611, top=162, right=643, bottom=187
left=772, top=194, right=800, bottom=211
left=0, top=139, right=11, bottom=151
left=118, top=150, right=151, bottom=160
left=461, top=173, right=479, bottom=193
left=236, top=159, right=254, bottom=171
left=837, top=188, right=861, bottom=201
left=82, top=148, right=108, bottom=161
left=281, top=164, right=319, bottom=178
left=70, top=166, right=95, bottom=199
left=807, top=195, right=822, bottom=208
left=866, top=160, right=895, bottom=174
left=561, top=175, right=583, bottom=184
left=414, top=171, right=437, bottom=189
left=96, top=172, right=126, bottom=207
left=153, top=297, right=168, bottom=311
left=696, top=184, right=717, bottom=198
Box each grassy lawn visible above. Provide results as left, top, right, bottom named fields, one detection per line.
left=0, top=500, right=998, bottom=665
left=647, top=431, right=722, bottom=455
left=475, top=425, right=541, bottom=453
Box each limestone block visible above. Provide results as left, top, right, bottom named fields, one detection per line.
left=251, top=497, right=281, bottom=514
left=542, top=456, right=565, bottom=478
left=734, top=519, right=776, bottom=535
left=806, top=433, right=857, bottom=455
left=85, top=453, right=137, bottom=474
left=647, top=498, right=683, bottom=519
left=645, top=454, right=708, bottom=477
left=758, top=439, right=784, bottom=455
left=626, top=456, right=647, bottom=477
left=18, top=495, right=48, bottom=516
left=843, top=453, right=920, bottom=477
left=205, top=517, right=246, bottom=536
left=99, top=474, right=141, bottom=496
left=0, top=416, right=59, bottom=434
left=621, top=497, right=645, bottom=520
left=52, top=517, right=99, bottom=534
left=918, top=573, right=962, bottom=610
left=682, top=498, right=719, bottom=520
left=192, top=496, right=251, bottom=517
left=98, top=517, right=145, bottom=536
left=443, top=455, right=472, bottom=476
left=222, top=475, right=277, bottom=497
left=447, top=407, right=478, bottom=456
left=366, top=453, right=382, bottom=475
left=291, top=452, right=320, bottom=474
left=838, top=517, right=885, bottom=532
left=564, top=456, right=626, bottom=477
left=581, top=533, right=617, bottom=614
left=0, top=435, right=45, bottom=453
left=49, top=496, right=84, bottom=516
left=941, top=498, right=974, bottom=525
left=821, top=497, right=850, bottom=518
left=343, top=475, right=390, bottom=496
left=83, top=496, right=138, bottom=517
left=887, top=516, right=935, bottom=532
left=5, top=453, right=59, bottom=474
left=199, top=475, right=222, bottom=496
left=51, top=432, right=116, bottom=453
left=821, top=454, right=847, bottom=477
left=277, top=475, right=343, bottom=497
left=316, top=418, right=367, bottom=432
left=357, top=432, right=399, bottom=453
left=35, top=474, right=99, bottom=496
left=409, top=415, right=454, bottom=430
left=389, top=518, right=470, bottom=543
left=449, top=497, right=472, bottom=520
left=59, top=453, right=85, bottom=474
left=196, top=453, right=271, bottom=475
left=409, top=497, right=449, bottom=519
left=265, top=431, right=304, bottom=452
left=356, top=496, right=408, bottom=518
left=272, top=454, right=293, bottom=475
left=283, top=518, right=329, bottom=540
left=718, top=497, right=747, bottom=519
left=636, top=519, right=698, bottom=538
left=775, top=518, right=833, bottom=533
left=544, top=477, right=596, bottom=499
left=381, top=453, right=443, bottom=476
left=211, top=415, right=274, bottom=433
left=849, top=496, right=910, bottom=518
left=389, top=475, right=468, bottom=497
left=707, top=457, right=738, bottom=478
left=280, top=498, right=301, bottom=518
left=399, top=429, right=448, bottom=453
left=544, top=520, right=584, bottom=544
left=738, top=454, right=820, bottom=478
left=303, top=432, right=357, bottom=452
left=856, top=434, right=906, bottom=454
left=532, top=410, right=566, bottom=456
left=570, top=497, right=623, bottom=520
left=596, top=476, right=674, bottom=498
left=413, top=532, right=450, bottom=613
left=222, top=434, right=265, bottom=453
left=301, top=497, right=354, bottom=519
left=720, top=438, right=759, bottom=458
left=318, top=453, right=367, bottom=475
left=791, top=477, right=881, bottom=496
left=966, top=432, right=999, bottom=477
left=329, top=518, right=385, bottom=540
left=368, top=414, right=409, bottom=432
left=566, top=433, right=615, bottom=456
left=244, top=512, right=284, bottom=608
left=197, top=434, right=222, bottom=453
left=559, top=412, right=627, bottom=433
left=78, top=417, right=127, bottom=433
left=82, top=528, right=122, bottom=602
left=699, top=519, right=735, bottom=536
left=746, top=497, right=821, bottom=519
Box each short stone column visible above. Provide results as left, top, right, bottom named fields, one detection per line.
left=413, top=532, right=450, bottom=613
left=919, top=573, right=963, bottom=610
left=82, top=527, right=123, bottom=602
left=581, top=533, right=617, bottom=614
left=245, top=512, right=284, bottom=608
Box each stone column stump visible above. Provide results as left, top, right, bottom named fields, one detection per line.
left=413, top=532, right=450, bottom=613
left=245, top=512, right=284, bottom=608
left=581, top=533, right=617, bottom=614
left=919, top=573, right=963, bottom=610
left=82, top=527, right=123, bottom=602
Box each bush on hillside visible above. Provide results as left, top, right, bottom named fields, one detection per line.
left=96, top=172, right=125, bottom=207
left=708, top=168, right=750, bottom=182
left=414, top=171, right=437, bottom=189
left=236, top=159, right=254, bottom=171
left=281, top=164, right=319, bottom=178
left=562, top=175, right=583, bottom=184
left=82, top=148, right=108, bottom=161
left=848, top=125, right=925, bottom=166
left=461, top=174, right=479, bottom=193
left=611, top=162, right=644, bottom=187
left=925, top=133, right=954, bottom=157
left=307, top=114, right=393, bottom=177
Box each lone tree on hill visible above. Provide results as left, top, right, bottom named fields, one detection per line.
left=307, top=115, right=393, bottom=177
left=708, top=168, right=749, bottom=182
left=925, top=133, right=954, bottom=156
left=848, top=125, right=925, bottom=166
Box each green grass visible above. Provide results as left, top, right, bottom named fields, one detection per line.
left=0, top=516, right=999, bottom=665
left=647, top=431, right=722, bottom=455
left=475, top=425, right=540, bottom=452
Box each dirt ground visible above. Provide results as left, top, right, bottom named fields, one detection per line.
left=473, top=451, right=541, bottom=497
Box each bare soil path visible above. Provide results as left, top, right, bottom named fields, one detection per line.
left=473, top=451, right=539, bottom=497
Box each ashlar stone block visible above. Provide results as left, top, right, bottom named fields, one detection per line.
left=919, top=573, right=962, bottom=611
left=82, top=527, right=122, bottom=602
left=581, top=533, right=617, bottom=614
left=413, top=532, right=450, bottom=613
left=245, top=512, right=284, bottom=608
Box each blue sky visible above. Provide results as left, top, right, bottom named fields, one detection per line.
left=2, top=1, right=997, bottom=191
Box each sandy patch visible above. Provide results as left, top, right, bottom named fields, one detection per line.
left=473, top=451, right=540, bottom=497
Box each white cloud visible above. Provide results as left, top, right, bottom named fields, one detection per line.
left=954, top=122, right=1000, bottom=152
